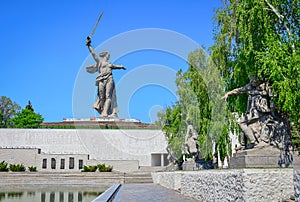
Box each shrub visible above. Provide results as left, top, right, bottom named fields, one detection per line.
left=81, top=165, right=97, bottom=172
left=97, top=163, right=113, bottom=172
left=103, top=165, right=113, bottom=172
left=0, top=161, right=9, bottom=172
left=81, top=164, right=113, bottom=172
left=28, top=166, right=37, bottom=172
left=97, top=163, right=105, bottom=171
left=9, top=164, right=26, bottom=172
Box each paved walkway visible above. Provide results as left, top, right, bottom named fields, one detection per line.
left=117, top=184, right=198, bottom=202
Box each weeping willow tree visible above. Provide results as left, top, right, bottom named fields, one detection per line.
left=157, top=104, right=184, bottom=161
left=176, top=49, right=212, bottom=160
left=211, top=0, right=300, bottom=150
left=158, top=48, right=228, bottom=163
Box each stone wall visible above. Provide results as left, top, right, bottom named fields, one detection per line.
left=0, top=148, right=39, bottom=168
left=0, top=148, right=89, bottom=172
left=88, top=159, right=139, bottom=173
left=295, top=167, right=300, bottom=201
left=151, top=172, right=182, bottom=191
left=152, top=169, right=295, bottom=202
left=0, top=129, right=168, bottom=167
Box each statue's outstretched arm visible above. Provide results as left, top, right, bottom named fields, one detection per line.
left=222, top=87, right=245, bottom=101
left=112, top=64, right=126, bottom=70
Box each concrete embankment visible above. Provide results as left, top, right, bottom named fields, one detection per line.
left=152, top=168, right=297, bottom=202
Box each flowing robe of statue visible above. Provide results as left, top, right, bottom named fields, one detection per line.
left=86, top=38, right=125, bottom=117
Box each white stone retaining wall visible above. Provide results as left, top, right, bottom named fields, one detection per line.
left=0, top=129, right=167, bottom=167
left=295, top=167, right=300, bottom=202
left=152, top=172, right=182, bottom=191
left=0, top=148, right=88, bottom=172
left=87, top=159, right=139, bottom=173
left=152, top=169, right=296, bottom=202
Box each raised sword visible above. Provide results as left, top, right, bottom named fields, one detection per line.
left=87, top=11, right=104, bottom=40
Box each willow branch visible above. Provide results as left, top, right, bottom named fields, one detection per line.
left=264, top=0, right=295, bottom=53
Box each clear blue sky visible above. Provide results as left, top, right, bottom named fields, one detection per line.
left=0, top=0, right=222, bottom=123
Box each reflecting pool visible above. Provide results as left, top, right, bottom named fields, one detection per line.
left=0, top=184, right=109, bottom=202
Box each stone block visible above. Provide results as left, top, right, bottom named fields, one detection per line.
left=230, top=147, right=298, bottom=168
left=182, top=160, right=197, bottom=171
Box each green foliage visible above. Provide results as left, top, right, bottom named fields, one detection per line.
left=11, top=109, right=44, bottom=128
left=97, top=164, right=113, bottom=172
left=217, top=125, right=231, bottom=161
left=81, top=164, right=113, bottom=172
left=212, top=0, right=300, bottom=149
left=82, top=165, right=97, bottom=172
left=97, top=163, right=105, bottom=171
left=9, top=164, right=26, bottom=172
left=159, top=103, right=184, bottom=161
left=0, top=161, right=9, bottom=172
left=28, top=166, right=37, bottom=172
left=158, top=48, right=227, bottom=162
left=187, top=49, right=227, bottom=160
left=0, top=96, right=21, bottom=128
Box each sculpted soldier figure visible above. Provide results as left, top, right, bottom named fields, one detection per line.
left=223, top=76, right=288, bottom=150
left=184, top=119, right=199, bottom=159
left=86, top=38, right=126, bottom=117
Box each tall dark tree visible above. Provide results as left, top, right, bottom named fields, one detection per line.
left=11, top=102, right=44, bottom=128
left=0, top=96, right=21, bottom=128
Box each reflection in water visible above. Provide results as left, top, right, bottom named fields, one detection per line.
left=60, top=192, right=64, bottom=202
left=41, top=192, right=46, bottom=202
left=7, top=192, right=23, bottom=199
left=0, top=189, right=103, bottom=202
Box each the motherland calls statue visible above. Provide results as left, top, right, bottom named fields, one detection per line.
left=223, top=76, right=290, bottom=151
left=86, top=39, right=126, bottom=117
left=85, top=12, right=126, bottom=117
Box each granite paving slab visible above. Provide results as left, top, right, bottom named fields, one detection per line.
left=118, top=183, right=198, bottom=202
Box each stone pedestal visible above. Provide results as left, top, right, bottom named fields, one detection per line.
left=182, top=160, right=197, bottom=171
left=230, top=146, right=298, bottom=168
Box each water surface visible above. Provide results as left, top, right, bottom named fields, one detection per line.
left=0, top=184, right=109, bottom=202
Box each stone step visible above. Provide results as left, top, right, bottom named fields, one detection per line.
left=0, top=172, right=153, bottom=184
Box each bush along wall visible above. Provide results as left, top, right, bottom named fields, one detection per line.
left=28, top=166, right=37, bottom=172
left=81, top=164, right=113, bottom=172
left=9, top=164, right=26, bottom=172
left=82, top=165, right=98, bottom=172
left=0, top=161, right=9, bottom=172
